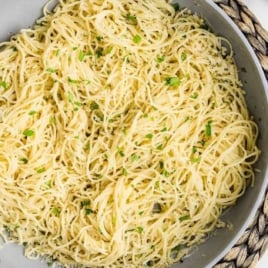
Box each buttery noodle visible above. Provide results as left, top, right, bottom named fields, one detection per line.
left=0, top=0, right=260, bottom=267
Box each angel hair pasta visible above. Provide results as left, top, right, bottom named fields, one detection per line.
left=0, top=0, right=260, bottom=267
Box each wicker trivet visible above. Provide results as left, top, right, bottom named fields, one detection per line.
left=212, top=0, right=268, bottom=267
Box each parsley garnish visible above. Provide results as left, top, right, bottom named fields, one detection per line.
left=46, top=68, right=57, bottom=73
left=124, top=14, right=138, bottom=25
left=145, top=133, right=153, bottom=139
left=136, top=226, right=144, bottom=234
left=165, top=76, right=181, bottom=86
left=51, top=207, right=60, bottom=216
left=133, top=35, right=142, bottom=44
left=205, top=120, right=212, bottom=137
left=179, top=215, right=190, bottom=221
left=0, top=81, right=7, bottom=90
left=181, top=52, right=187, bottom=61
left=90, top=101, right=99, bottom=110
left=23, top=129, right=34, bottom=137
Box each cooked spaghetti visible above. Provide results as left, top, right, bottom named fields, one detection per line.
left=0, top=0, right=260, bottom=267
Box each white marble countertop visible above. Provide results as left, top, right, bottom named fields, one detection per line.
left=243, top=1, right=268, bottom=268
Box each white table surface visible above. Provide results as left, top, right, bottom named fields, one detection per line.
left=243, top=2, right=268, bottom=268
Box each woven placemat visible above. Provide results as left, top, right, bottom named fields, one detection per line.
left=212, top=1, right=268, bottom=267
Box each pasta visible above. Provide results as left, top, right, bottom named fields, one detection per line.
left=0, top=0, right=260, bottom=267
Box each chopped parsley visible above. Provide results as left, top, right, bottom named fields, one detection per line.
left=81, top=200, right=91, bottom=208
left=90, top=101, right=99, bottom=110
left=117, top=147, right=125, bottom=157
left=85, top=208, right=94, bottom=215
left=46, top=68, right=57, bottom=73
left=179, top=214, right=190, bottom=222
left=192, top=146, right=197, bottom=153
left=181, top=52, right=187, bottom=61
left=205, top=120, right=212, bottom=137
left=68, top=77, right=79, bottom=84
left=51, top=207, right=60, bottom=216
left=124, top=14, right=137, bottom=25
left=130, top=154, right=139, bottom=162
left=156, top=55, right=165, bottom=63
left=190, top=92, right=198, bottom=99
left=19, top=158, right=28, bottom=164
left=171, top=3, right=180, bottom=11
left=165, top=76, right=181, bottom=86
left=0, top=81, right=7, bottom=90
left=28, top=110, right=37, bottom=116
left=78, top=51, right=86, bottom=61
left=133, top=35, right=142, bottom=44
left=136, top=226, right=144, bottom=234
left=23, top=129, right=35, bottom=137
left=36, top=167, right=46, bottom=173
left=96, top=49, right=103, bottom=58
left=122, top=167, right=128, bottom=176
left=96, top=36, right=103, bottom=41
left=145, top=133, right=153, bottom=139
left=190, top=157, right=201, bottom=163
left=156, top=144, right=163, bottom=150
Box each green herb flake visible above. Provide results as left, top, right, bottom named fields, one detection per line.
left=156, top=55, right=165, bottom=63
left=192, top=146, right=197, bottom=153
left=106, top=47, right=113, bottom=54
left=96, top=49, right=103, bottom=58
left=138, top=211, right=144, bottom=215
left=28, top=110, right=37, bottom=116
left=11, top=46, right=18, bottom=52
left=19, top=158, right=28, bottom=164
left=190, top=157, right=201, bottom=163
left=36, top=167, right=46, bottom=174
left=72, top=46, right=78, bottom=51
left=84, top=143, right=90, bottom=151
left=67, top=93, right=74, bottom=104
left=90, top=101, right=99, bottom=110
left=181, top=52, right=187, bottom=61
left=56, top=49, right=60, bottom=56
left=200, top=22, right=210, bottom=31
left=0, top=81, right=8, bottom=90
left=136, top=226, right=144, bottom=234
left=133, top=35, right=142, bottom=44
left=51, top=207, right=60, bottom=216
left=117, top=147, right=125, bottom=157
left=23, top=129, right=35, bottom=137
left=179, top=215, right=190, bottom=222
left=156, top=144, right=163, bottom=150
left=46, top=68, right=57, bottom=73
left=165, top=76, right=181, bottom=87
left=85, top=208, right=94, bottom=215
left=205, top=120, right=212, bottom=137
left=190, top=92, right=198, bottom=99
left=124, top=14, right=137, bottom=25
left=74, top=101, right=82, bottom=107
left=81, top=200, right=91, bottom=208
left=44, top=180, right=52, bottom=188
left=171, top=3, right=180, bottom=11
left=160, top=127, right=167, bottom=132
left=154, top=181, right=160, bottom=189
left=50, top=116, right=56, bottom=124
left=122, top=167, right=128, bottom=176
left=78, top=51, right=86, bottom=61
left=161, top=169, right=170, bottom=177
left=96, top=36, right=103, bottom=41
left=159, top=161, right=164, bottom=169
left=145, top=133, right=153, bottom=140
left=68, top=77, right=79, bottom=84
left=131, top=154, right=139, bottom=162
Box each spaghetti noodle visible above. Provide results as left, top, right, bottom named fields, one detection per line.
left=0, top=0, right=260, bottom=267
